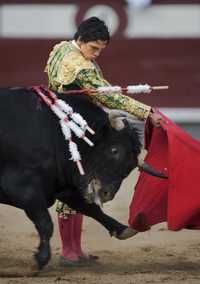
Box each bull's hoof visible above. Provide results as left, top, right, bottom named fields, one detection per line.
left=34, top=251, right=51, bottom=270
left=112, top=227, right=138, bottom=240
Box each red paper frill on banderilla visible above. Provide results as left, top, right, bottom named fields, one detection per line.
left=129, top=112, right=200, bottom=232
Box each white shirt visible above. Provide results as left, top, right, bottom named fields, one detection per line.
left=72, top=40, right=81, bottom=51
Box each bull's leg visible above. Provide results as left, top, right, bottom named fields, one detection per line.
left=25, top=207, right=53, bottom=269
left=58, top=194, right=137, bottom=240
left=79, top=203, right=137, bottom=239
left=0, top=168, right=53, bottom=269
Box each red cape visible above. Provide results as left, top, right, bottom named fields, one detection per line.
left=129, top=113, right=200, bottom=231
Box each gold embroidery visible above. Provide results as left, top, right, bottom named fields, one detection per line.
left=45, top=41, right=95, bottom=92
left=56, top=200, right=76, bottom=218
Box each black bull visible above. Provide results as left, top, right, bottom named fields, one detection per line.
left=0, top=88, right=156, bottom=269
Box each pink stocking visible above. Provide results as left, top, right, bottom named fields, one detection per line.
left=58, top=214, right=79, bottom=261
left=72, top=213, right=86, bottom=258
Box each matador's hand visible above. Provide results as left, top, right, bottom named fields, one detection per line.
left=149, top=111, right=163, bottom=127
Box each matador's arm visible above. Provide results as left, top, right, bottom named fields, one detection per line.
left=74, top=69, right=151, bottom=120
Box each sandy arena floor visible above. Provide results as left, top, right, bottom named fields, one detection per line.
left=0, top=170, right=200, bottom=284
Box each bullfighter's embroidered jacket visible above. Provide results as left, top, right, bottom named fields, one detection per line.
left=45, top=40, right=151, bottom=120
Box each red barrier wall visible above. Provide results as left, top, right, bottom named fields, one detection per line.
left=0, top=38, right=200, bottom=108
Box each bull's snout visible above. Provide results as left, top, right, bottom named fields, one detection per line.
left=84, top=179, right=117, bottom=205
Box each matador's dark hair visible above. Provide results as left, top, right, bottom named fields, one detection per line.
left=74, top=17, right=110, bottom=43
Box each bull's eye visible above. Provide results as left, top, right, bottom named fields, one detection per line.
left=109, top=146, right=121, bottom=160
left=111, top=147, right=118, bottom=155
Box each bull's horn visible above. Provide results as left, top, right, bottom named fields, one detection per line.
left=106, top=110, right=130, bottom=131
left=104, top=109, right=143, bottom=131
left=106, top=110, right=125, bottom=130
left=110, top=117, right=125, bottom=130
left=138, top=161, right=168, bottom=179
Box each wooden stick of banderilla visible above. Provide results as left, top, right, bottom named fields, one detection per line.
left=151, top=86, right=169, bottom=90
left=62, top=85, right=169, bottom=95
left=121, top=85, right=169, bottom=93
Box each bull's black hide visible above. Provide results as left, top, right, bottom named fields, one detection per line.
left=0, top=87, right=141, bottom=269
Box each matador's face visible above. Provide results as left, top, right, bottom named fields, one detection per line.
left=77, top=39, right=108, bottom=61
